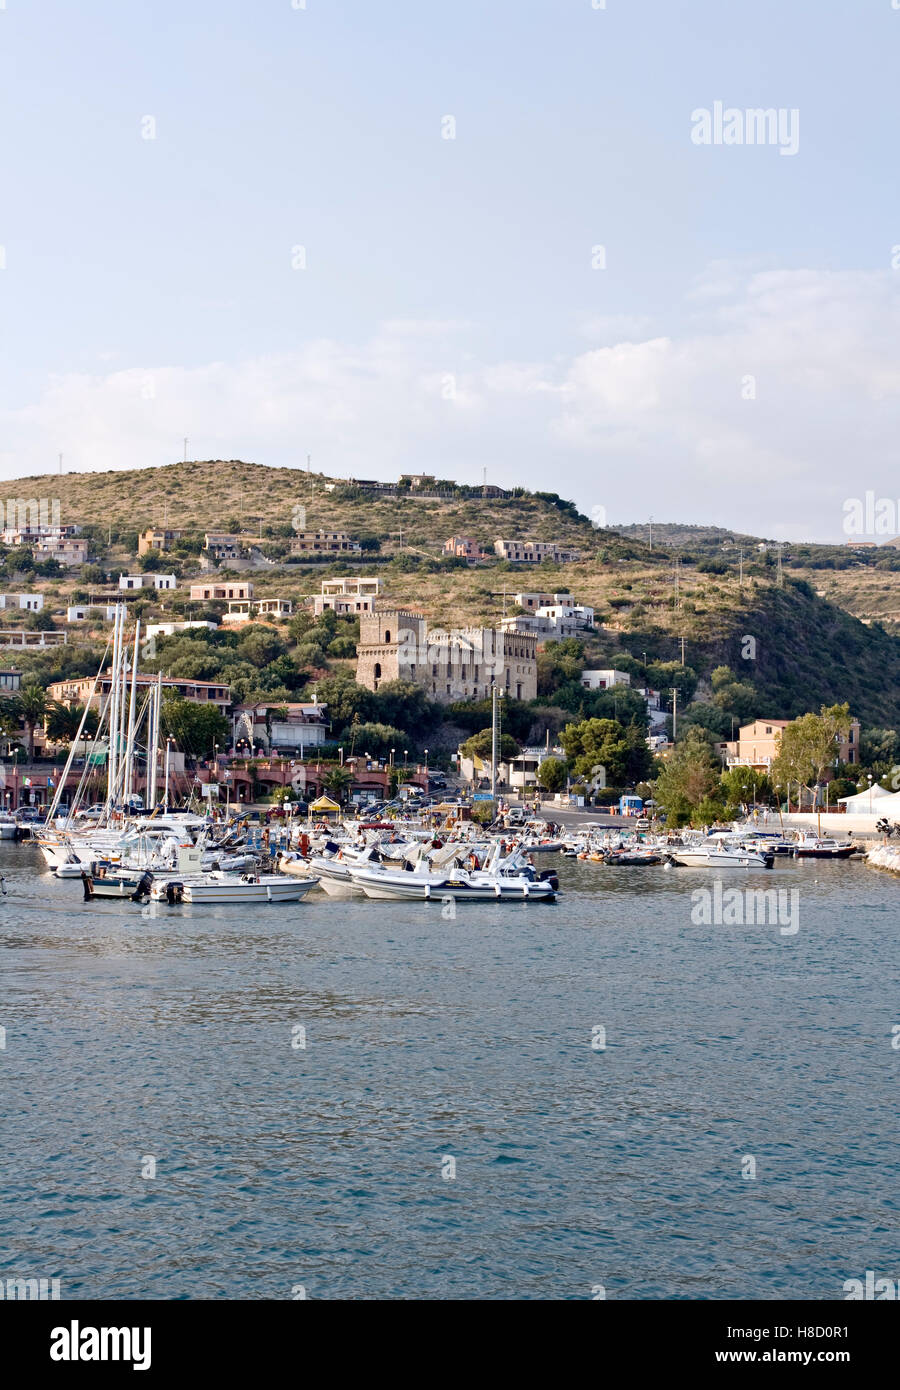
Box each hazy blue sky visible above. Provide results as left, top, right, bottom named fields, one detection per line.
left=1, top=0, right=898, bottom=540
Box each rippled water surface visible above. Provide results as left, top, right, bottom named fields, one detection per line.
left=2, top=840, right=898, bottom=1299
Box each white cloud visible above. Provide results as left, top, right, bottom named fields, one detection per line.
left=3, top=268, right=899, bottom=541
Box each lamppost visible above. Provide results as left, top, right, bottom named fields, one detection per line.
left=424, top=748, right=429, bottom=782
left=390, top=748, right=395, bottom=769
left=403, top=749, right=408, bottom=770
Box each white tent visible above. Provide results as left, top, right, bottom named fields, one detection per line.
left=837, top=782, right=894, bottom=811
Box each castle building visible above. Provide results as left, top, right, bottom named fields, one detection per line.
left=355, top=607, right=537, bottom=703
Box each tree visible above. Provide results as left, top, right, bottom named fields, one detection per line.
left=536, top=639, right=585, bottom=696
left=17, top=682, right=48, bottom=761
left=709, top=665, right=759, bottom=725
left=537, top=757, right=567, bottom=792
left=46, top=700, right=99, bottom=745
left=654, top=727, right=721, bottom=822
left=25, top=610, right=57, bottom=631
left=345, top=721, right=408, bottom=759
left=771, top=703, right=852, bottom=804
left=559, top=717, right=632, bottom=786
left=313, top=676, right=374, bottom=732
left=460, top=728, right=520, bottom=762
left=319, top=766, right=352, bottom=804
left=160, top=695, right=229, bottom=758
left=720, top=765, right=772, bottom=808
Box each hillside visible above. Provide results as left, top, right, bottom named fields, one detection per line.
left=7, top=459, right=607, bottom=553
left=2, top=460, right=900, bottom=729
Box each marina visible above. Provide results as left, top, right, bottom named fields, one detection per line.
left=2, top=835, right=897, bottom=1301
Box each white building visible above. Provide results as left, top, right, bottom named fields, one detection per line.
left=232, top=701, right=330, bottom=753
left=0, top=593, right=44, bottom=612
left=67, top=606, right=88, bottom=623
left=313, top=576, right=383, bottom=616
left=581, top=669, right=631, bottom=690
left=119, top=575, right=144, bottom=591
left=144, top=620, right=218, bottom=641
left=501, top=596, right=593, bottom=642
left=153, top=574, right=177, bottom=590
left=223, top=598, right=293, bottom=624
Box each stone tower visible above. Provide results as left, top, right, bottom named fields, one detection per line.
left=356, top=607, right=427, bottom=692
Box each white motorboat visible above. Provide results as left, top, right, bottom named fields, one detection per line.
left=149, top=870, right=319, bottom=904
left=669, top=836, right=772, bottom=869
left=348, top=841, right=558, bottom=901
left=0, top=812, right=18, bottom=840
left=791, top=832, right=856, bottom=859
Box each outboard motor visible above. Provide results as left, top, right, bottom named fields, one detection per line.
left=131, top=871, right=153, bottom=903
left=538, top=868, right=560, bottom=892
left=165, top=881, right=184, bottom=905
left=81, top=871, right=95, bottom=901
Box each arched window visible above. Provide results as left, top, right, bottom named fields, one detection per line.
left=384, top=629, right=391, bottom=644
left=374, top=662, right=382, bottom=680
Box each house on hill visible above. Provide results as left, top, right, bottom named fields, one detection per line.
left=494, top=538, right=581, bottom=564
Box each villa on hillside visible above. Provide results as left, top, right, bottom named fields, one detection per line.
left=494, top=538, right=580, bottom=564
left=313, top=576, right=383, bottom=616
left=190, top=581, right=253, bottom=603
left=443, top=536, right=489, bottom=562
left=501, top=598, right=594, bottom=641
left=139, top=527, right=183, bottom=555
left=290, top=530, right=361, bottom=555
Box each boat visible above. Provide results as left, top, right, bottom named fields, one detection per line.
left=791, top=832, right=856, bottom=859
left=148, top=870, right=319, bottom=904
left=0, top=812, right=18, bottom=840
left=348, top=840, right=558, bottom=901
left=669, top=835, right=773, bottom=869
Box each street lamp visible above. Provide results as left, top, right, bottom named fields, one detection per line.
left=390, top=748, right=395, bottom=769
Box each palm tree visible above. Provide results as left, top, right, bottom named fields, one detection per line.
left=0, top=696, right=22, bottom=757
left=320, top=766, right=352, bottom=804
left=17, top=682, right=48, bottom=762
left=46, top=700, right=98, bottom=745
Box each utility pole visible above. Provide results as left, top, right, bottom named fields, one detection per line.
left=58, top=452, right=63, bottom=476
left=671, top=687, right=678, bottom=741
left=649, top=516, right=653, bottom=550
left=183, top=437, right=188, bottom=463
left=777, top=544, right=784, bottom=588
left=680, top=636, right=685, bottom=666
left=739, top=547, right=744, bottom=587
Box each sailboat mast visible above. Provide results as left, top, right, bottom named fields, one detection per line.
left=148, top=672, right=161, bottom=809
left=123, top=619, right=141, bottom=809
left=106, top=605, right=124, bottom=812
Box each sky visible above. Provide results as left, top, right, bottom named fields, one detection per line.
left=1, top=0, right=898, bottom=542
